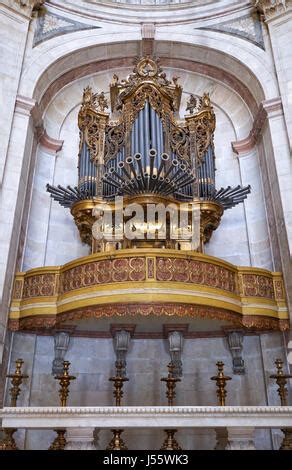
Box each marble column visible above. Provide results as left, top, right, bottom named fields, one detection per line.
left=0, top=1, right=33, bottom=184
left=232, top=139, right=273, bottom=270
left=226, top=427, right=256, bottom=450
left=65, top=428, right=97, bottom=450
left=0, top=95, right=35, bottom=366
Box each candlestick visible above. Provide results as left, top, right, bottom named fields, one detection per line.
left=211, top=361, right=231, bottom=406
left=109, top=362, right=129, bottom=407
left=270, top=359, right=292, bottom=407
left=0, top=359, right=28, bottom=450
left=270, top=358, right=292, bottom=450
left=160, top=362, right=182, bottom=450
left=7, top=358, right=29, bottom=407
left=107, top=362, right=129, bottom=450
left=49, top=361, right=76, bottom=451
left=161, top=363, right=181, bottom=406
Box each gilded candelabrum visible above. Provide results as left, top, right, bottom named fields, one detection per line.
left=107, top=362, right=129, bottom=450
left=160, top=362, right=182, bottom=451
left=270, top=358, right=292, bottom=450
left=0, top=358, right=28, bottom=450
left=109, top=362, right=129, bottom=407
left=7, top=358, right=29, bottom=407
left=161, top=363, right=181, bottom=406
left=49, top=360, right=76, bottom=451
left=55, top=360, right=76, bottom=407
left=211, top=361, right=232, bottom=406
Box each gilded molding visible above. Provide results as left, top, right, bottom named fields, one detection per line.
left=9, top=249, right=288, bottom=332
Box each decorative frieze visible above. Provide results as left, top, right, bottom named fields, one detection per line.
left=9, top=251, right=288, bottom=332
left=59, top=257, right=146, bottom=293
left=156, top=257, right=237, bottom=293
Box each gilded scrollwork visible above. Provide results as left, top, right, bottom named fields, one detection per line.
left=22, top=274, right=56, bottom=299
left=104, top=122, right=125, bottom=164
left=156, top=257, right=237, bottom=294
left=242, top=274, right=274, bottom=299
left=59, top=257, right=146, bottom=294
left=78, top=86, right=110, bottom=164
left=169, top=123, right=190, bottom=161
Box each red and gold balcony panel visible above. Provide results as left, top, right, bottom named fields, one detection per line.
left=9, top=249, right=289, bottom=332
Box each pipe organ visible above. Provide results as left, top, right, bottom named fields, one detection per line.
left=47, top=56, right=250, bottom=252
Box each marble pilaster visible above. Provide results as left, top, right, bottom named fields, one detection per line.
left=226, top=427, right=256, bottom=450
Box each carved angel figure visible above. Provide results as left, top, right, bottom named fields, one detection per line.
left=97, top=92, right=109, bottom=112
left=186, top=94, right=199, bottom=114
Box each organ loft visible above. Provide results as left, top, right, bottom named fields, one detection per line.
left=1, top=0, right=292, bottom=451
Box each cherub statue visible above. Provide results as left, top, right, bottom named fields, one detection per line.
left=202, top=92, right=211, bottom=108
left=82, top=86, right=98, bottom=108
left=158, top=72, right=171, bottom=86
left=111, top=74, right=119, bottom=87
left=96, top=92, right=108, bottom=112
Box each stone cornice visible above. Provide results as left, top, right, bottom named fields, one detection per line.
left=232, top=97, right=283, bottom=155
left=15, top=95, right=36, bottom=116
left=1, top=406, right=292, bottom=429
left=38, top=129, right=63, bottom=154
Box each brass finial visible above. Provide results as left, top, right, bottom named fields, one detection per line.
left=161, top=363, right=181, bottom=406
left=211, top=361, right=232, bottom=406
left=109, top=362, right=129, bottom=407
left=7, top=358, right=29, bottom=407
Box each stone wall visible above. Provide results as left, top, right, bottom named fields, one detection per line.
left=5, top=330, right=289, bottom=449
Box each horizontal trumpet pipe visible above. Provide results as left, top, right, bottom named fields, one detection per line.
left=118, top=162, right=132, bottom=181
left=126, top=157, right=138, bottom=180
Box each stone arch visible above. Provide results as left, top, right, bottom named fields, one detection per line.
left=22, top=44, right=273, bottom=271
